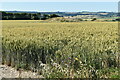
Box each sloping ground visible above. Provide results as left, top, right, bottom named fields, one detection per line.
left=0, top=65, right=43, bottom=79
left=45, top=17, right=117, bottom=22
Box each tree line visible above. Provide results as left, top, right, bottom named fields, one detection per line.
left=1, top=11, right=60, bottom=20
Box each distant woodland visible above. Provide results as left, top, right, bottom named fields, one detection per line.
left=1, top=11, right=60, bottom=20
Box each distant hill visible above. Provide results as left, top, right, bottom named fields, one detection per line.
left=5, top=11, right=38, bottom=13
left=3, top=11, right=118, bottom=17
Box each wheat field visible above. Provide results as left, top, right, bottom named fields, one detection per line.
left=2, top=20, right=120, bottom=78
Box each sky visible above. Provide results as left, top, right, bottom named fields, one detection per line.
left=0, top=0, right=119, bottom=2
left=0, top=2, right=118, bottom=12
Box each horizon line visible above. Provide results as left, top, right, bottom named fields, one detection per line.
left=1, top=10, right=118, bottom=12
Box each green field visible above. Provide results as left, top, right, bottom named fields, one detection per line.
left=2, top=20, right=120, bottom=78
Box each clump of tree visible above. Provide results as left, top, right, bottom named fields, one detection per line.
left=49, top=14, right=60, bottom=18
left=1, top=11, right=60, bottom=20
left=115, top=18, right=120, bottom=21
left=41, top=14, right=60, bottom=20
left=91, top=18, right=97, bottom=21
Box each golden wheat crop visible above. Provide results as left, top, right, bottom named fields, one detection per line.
left=2, top=20, right=119, bottom=78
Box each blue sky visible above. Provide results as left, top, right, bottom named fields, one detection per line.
left=0, top=0, right=119, bottom=2
left=0, top=2, right=118, bottom=12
